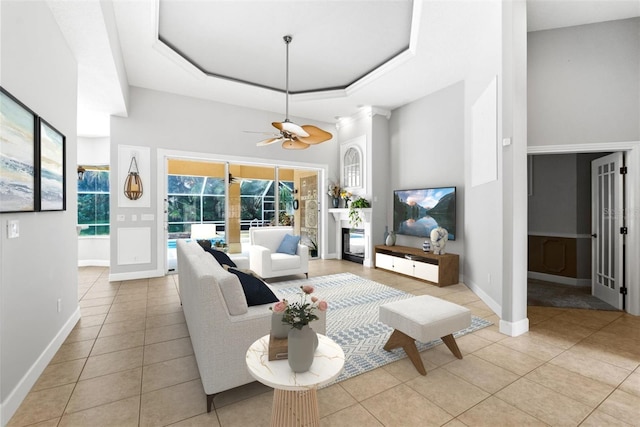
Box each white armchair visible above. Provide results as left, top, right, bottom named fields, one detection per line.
left=249, top=227, right=309, bottom=279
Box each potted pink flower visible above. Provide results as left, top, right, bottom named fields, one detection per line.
left=271, top=285, right=328, bottom=372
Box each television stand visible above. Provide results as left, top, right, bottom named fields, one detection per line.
left=374, top=245, right=459, bottom=287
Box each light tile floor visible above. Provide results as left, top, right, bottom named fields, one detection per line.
left=8, top=260, right=640, bottom=426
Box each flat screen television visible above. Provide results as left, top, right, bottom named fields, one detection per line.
left=393, top=187, right=456, bottom=240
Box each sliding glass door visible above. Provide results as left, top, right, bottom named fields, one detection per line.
left=165, top=159, right=320, bottom=272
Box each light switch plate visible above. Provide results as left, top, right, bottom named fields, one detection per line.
left=7, top=220, right=19, bottom=238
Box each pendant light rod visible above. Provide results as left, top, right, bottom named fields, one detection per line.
left=283, top=35, right=292, bottom=121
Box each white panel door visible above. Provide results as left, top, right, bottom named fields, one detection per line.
left=591, top=153, right=624, bottom=309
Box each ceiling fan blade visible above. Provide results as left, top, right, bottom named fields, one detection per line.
left=257, top=137, right=285, bottom=147
left=297, top=125, right=333, bottom=145
left=281, top=139, right=310, bottom=150
left=272, top=121, right=309, bottom=138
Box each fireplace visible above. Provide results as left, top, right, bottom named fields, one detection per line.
left=342, top=228, right=365, bottom=264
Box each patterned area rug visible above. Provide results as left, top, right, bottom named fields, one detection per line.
left=269, top=273, right=493, bottom=383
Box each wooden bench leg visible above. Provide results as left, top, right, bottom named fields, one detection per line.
left=441, top=334, right=463, bottom=359
left=383, top=329, right=426, bottom=375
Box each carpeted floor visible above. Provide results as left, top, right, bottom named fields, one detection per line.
left=269, top=273, right=493, bottom=383
left=527, top=279, right=619, bottom=311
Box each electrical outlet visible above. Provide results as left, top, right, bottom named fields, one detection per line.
left=57, top=298, right=62, bottom=313
left=487, top=273, right=491, bottom=284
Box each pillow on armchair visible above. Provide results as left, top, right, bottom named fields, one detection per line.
left=276, top=234, right=300, bottom=255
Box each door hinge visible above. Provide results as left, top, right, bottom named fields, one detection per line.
left=620, top=227, right=628, bottom=235
left=620, top=166, right=628, bottom=174
left=620, top=287, right=628, bottom=295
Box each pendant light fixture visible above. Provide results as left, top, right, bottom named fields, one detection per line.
left=123, top=156, right=143, bottom=200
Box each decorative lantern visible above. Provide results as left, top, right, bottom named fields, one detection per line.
left=124, top=157, right=143, bottom=200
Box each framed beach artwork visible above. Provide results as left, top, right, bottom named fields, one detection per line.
left=0, top=86, right=37, bottom=213
left=38, top=118, right=66, bottom=211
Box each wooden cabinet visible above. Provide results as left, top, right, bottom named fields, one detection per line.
left=374, top=245, right=459, bottom=287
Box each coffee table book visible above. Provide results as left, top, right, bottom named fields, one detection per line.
left=268, top=335, right=288, bottom=361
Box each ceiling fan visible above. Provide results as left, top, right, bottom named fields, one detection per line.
left=256, top=35, right=333, bottom=150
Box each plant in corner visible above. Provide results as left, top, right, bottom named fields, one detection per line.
left=348, top=197, right=371, bottom=228
left=304, top=236, right=318, bottom=258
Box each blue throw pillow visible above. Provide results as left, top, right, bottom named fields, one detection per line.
left=227, top=267, right=279, bottom=306
left=204, top=247, right=237, bottom=268
left=276, top=234, right=300, bottom=255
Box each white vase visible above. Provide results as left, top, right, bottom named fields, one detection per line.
left=287, top=325, right=317, bottom=373
left=385, top=231, right=396, bottom=246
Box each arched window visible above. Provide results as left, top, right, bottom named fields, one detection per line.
left=343, top=147, right=361, bottom=188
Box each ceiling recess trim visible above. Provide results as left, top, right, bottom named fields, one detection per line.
left=151, top=0, right=421, bottom=101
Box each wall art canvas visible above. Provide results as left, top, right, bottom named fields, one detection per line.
left=38, top=118, right=66, bottom=211
left=0, top=87, right=37, bottom=213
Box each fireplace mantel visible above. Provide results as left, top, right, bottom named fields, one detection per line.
left=328, top=208, right=373, bottom=267
left=328, top=208, right=372, bottom=223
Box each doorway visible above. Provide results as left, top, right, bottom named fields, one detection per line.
left=527, top=151, right=624, bottom=311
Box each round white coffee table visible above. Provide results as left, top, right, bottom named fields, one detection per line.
left=246, top=334, right=344, bottom=427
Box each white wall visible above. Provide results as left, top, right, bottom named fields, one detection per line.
left=387, top=1, right=528, bottom=333
left=389, top=81, right=465, bottom=266
left=528, top=154, right=579, bottom=234
left=462, top=0, right=505, bottom=316
left=527, top=17, right=640, bottom=315
left=109, top=87, right=339, bottom=278
left=78, top=137, right=110, bottom=266
left=528, top=18, right=640, bottom=146
left=0, top=1, right=79, bottom=423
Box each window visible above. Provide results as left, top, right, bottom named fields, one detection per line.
left=78, top=169, right=110, bottom=236
left=166, top=174, right=295, bottom=235
left=343, top=147, right=361, bottom=188
left=167, top=175, right=226, bottom=236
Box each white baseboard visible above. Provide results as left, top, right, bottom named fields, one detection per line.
left=500, top=318, right=530, bottom=337
left=1, top=308, right=80, bottom=426
left=464, top=278, right=501, bottom=316
left=528, top=271, right=591, bottom=287
left=77, top=259, right=110, bottom=267
left=108, top=268, right=165, bottom=282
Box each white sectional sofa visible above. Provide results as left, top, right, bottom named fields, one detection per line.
left=176, top=239, right=325, bottom=412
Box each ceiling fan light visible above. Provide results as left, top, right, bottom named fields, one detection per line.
left=274, top=121, right=309, bottom=137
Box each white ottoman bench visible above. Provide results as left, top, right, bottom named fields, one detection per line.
left=379, top=295, right=471, bottom=375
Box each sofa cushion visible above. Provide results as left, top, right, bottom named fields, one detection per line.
left=227, top=267, right=279, bottom=306
left=276, top=234, right=300, bottom=255
left=271, top=253, right=302, bottom=271
left=206, top=257, right=248, bottom=316
left=205, top=247, right=237, bottom=268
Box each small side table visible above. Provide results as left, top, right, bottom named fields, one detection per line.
left=246, top=334, right=345, bottom=427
